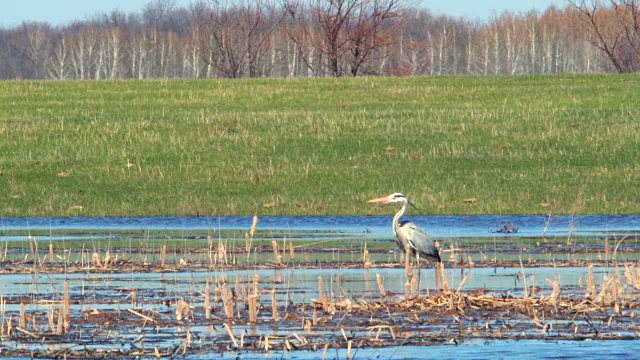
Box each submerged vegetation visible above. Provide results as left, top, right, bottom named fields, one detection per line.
left=0, top=74, right=639, bottom=216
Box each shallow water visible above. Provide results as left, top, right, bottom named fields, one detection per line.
left=1, top=214, right=640, bottom=239
left=0, top=266, right=620, bottom=313
left=204, top=339, right=640, bottom=359
left=1, top=214, right=639, bottom=358
left=3, top=339, right=636, bottom=360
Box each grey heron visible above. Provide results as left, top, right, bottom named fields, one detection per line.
left=369, top=193, right=441, bottom=292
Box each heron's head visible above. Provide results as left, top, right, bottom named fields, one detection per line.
left=368, top=193, right=407, bottom=205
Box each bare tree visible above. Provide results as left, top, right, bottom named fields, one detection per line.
left=572, top=0, right=640, bottom=72
left=283, top=0, right=405, bottom=76
left=21, top=22, right=51, bottom=78
left=197, top=0, right=282, bottom=78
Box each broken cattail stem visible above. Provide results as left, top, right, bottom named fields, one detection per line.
left=204, top=279, right=211, bottom=320
left=56, top=308, right=64, bottom=335
left=224, top=323, right=239, bottom=348
left=28, top=235, right=34, bottom=257
left=160, top=244, right=167, bottom=269
left=48, top=305, right=55, bottom=334
left=19, top=302, right=25, bottom=329
left=64, top=281, right=70, bottom=316
left=221, top=282, right=234, bottom=319
left=312, top=307, right=317, bottom=326
left=376, top=274, right=386, bottom=298
left=92, top=252, right=102, bottom=268
left=272, top=241, right=281, bottom=264
left=586, top=264, right=595, bottom=298
left=317, top=276, right=328, bottom=311
left=248, top=294, right=257, bottom=323
left=363, top=245, right=371, bottom=269
left=271, top=285, right=279, bottom=321
left=208, top=235, right=214, bottom=266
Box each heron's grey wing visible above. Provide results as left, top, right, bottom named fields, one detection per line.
left=399, top=221, right=441, bottom=262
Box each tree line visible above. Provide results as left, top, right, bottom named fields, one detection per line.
left=1, top=0, right=638, bottom=80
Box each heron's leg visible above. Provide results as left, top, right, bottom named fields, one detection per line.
left=416, top=253, right=421, bottom=297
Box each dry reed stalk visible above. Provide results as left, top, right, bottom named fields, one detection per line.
left=0, top=294, right=4, bottom=337
left=6, top=316, right=11, bottom=337
left=312, top=307, right=317, bottom=326
left=545, top=277, right=560, bottom=302
left=376, top=274, right=386, bottom=298
left=223, top=323, right=239, bottom=348
left=56, top=307, right=64, bottom=335
left=467, top=255, right=474, bottom=268
left=208, top=235, right=213, bottom=266
left=177, top=298, right=189, bottom=322
left=160, top=244, right=167, bottom=268
left=128, top=309, right=155, bottom=323
left=91, top=252, right=102, bottom=268
left=271, top=285, right=279, bottom=321
left=175, top=299, right=183, bottom=321
left=129, top=290, right=137, bottom=307
left=204, top=279, right=211, bottom=320
left=19, top=302, right=25, bottom=329
left=448, top=243, right=456, bottom=263
left=586, top=264, right=596, bottom=298
left=404, top=281, right=410, bottom=300
left=248, top=293, right=257, bottom=323
left=434, top=262, right=441, bottom=291
left=63, top=280, right=70, bottom=316
left=217, top=239, right=227, bottom=265
left=272, top=241, right=282, bottom=264
left=410, top=277, right=418, bottom=299
left=103, top=250, right=111, bottom=269
left=49, top=243, right=54, bottom=263
left=317, top=276, right=327, bottom=311
left=221, top=282, right=234, bottom=318
left=282, top=236, right=288, bottom=263
left=48, top=305, right=55, bottom=333
left=595, top=275, right=615, bottom=304
left=31, top=306, right=38, bottom=333
left=249, top=215, right=258, bottom=237
left=346, top=339, right=352, bottom=360
left=289, top=242, right=295, bottom=260
left=530, top=274, right=536, bottom=297
left=604, top=237, right=610, bottom=262
left=321, top=343, right=329, bottom=360
left=28, top=235, right=34, bottom=257
left=520, top=259, right=529, bottom=298
left=363, top=245, right=371, bottom=269
left=15, top=326, right=37, bottom=338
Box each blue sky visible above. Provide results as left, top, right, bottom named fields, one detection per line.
left=1, top=0, right=565, bottom=27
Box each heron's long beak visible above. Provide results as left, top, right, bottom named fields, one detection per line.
left=368, top=195, right=391, bottom=204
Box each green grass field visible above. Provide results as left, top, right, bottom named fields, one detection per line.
left=0, top=75, right=638, bottom=216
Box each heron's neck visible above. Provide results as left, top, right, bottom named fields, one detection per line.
left=392, top=200, right=408, bottom=235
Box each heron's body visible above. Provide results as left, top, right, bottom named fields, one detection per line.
left=373, top=193, right=441, bottom=263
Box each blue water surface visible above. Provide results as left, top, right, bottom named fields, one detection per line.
left=1, top=214, right=639, bottom=239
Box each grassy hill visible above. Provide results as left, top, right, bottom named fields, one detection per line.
left=0, top=75, right=638, bottom=216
